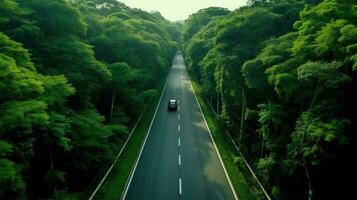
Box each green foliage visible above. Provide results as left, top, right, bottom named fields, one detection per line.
left=0, top=141, right=12, bottom=156
left=0, top=158, right=25, bottom=199
left=182, top=7, right=230, bottom=46
left=242, top=59, right=267, bottom=89
left=20, top=0, right=87, bottom=37
left=1, top=0, right=179, bottom=198
left=0, top=32, right=34, bottom=70
left=38, top=35, right=111, bottom=103
left=183, top=0, right=356, bottom=199
left=1, top=29, right=75, bottom=198
left=297, top=61, right=351, bottom=88
left=256, top=156, right=275, bottom=183
left=0, top=100, right=49, bottom=131
left=292, top=0, right=357, bottom=62
left=67, top=110, right=114, bottom=171
left=234, top=156, right=245, bottom=166
left=290, top=112, right=350, bottom=166
left=0, top=0, right=39, bottom=42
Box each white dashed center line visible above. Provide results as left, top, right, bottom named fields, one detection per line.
left=179, top=178, right=182, bottom=195
left=178, top=137, right=181, bottom=146
left=178, top=124, right=181, bottom=132
left=178, top=114, right=180, bottom=120
left=179, top=154, right=181, bottom=166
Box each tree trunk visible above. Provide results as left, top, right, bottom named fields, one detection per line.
left=304, top=159, right=313, bottom=200
left=110, top=91, right=116, bottom=121
left=210, top=94, right=213, bottom=111
left=309, top=79, right=321, bottom=109
left=49, top=148, right=53, bottom=169
left=261, top=126, right=265, bottom=157
left=219, top=64, right=224, bottom=115
left=261, top=136, right=264, bottom=157
left=239, top=87, right=245, bottom=146
left=216, top=92, right=220, bottom=114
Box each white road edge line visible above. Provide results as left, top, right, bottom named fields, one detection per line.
left=178, top=137, right=181, bottom=146
left=89, top=113, right=143, bottom=200
left=187, top=71, right=239, bottom=200
left=121, top=71, right=171, bottom=200
left=179, top=178, right=182, bottom=195
left=179, top=154, right=181, bottom=166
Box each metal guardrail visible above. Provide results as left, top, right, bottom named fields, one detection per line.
left=225, top=130, right=272, bottom=200
left=198, top=89, right=272, bottom=200
left=184, top=52, right=271, bottom=199
left=88, top=113, right=144, bottom=200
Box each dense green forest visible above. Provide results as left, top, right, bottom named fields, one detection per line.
left=1, top=0, right=356, bottom=199
left=0, top=0, right=179, bottom=199
left=182, top=0, right=356, bottom=199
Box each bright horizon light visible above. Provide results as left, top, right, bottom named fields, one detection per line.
left=119, top=0, right=247, bottom=21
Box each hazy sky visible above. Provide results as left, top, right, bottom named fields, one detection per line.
left=119, top=0, right=247, bottom=21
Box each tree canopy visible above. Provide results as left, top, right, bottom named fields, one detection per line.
left=0, top=0, right=179, bottom=198
left=182, top=0, right=356, bottom=199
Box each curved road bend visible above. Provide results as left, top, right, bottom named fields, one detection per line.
left=123, top=53, right=237, bottom=200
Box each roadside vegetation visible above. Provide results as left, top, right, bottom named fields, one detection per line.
left=182, top=0, right=356, bottom=199
left=1, top=0, right=356, bottom=199
left=0, top=0, right=179, bottom=199
left=91, top=76, right=167, bottom=200
left=191, top=81, right=264, bottom=200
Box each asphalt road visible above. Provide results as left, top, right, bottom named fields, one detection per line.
left=123, top=53, right=237, bottom=200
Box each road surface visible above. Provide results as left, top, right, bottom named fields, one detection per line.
left=123, top=53, right=237, bottom=200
